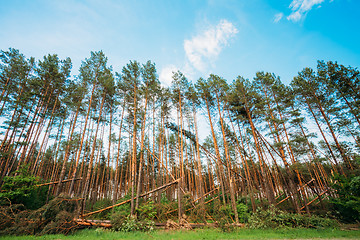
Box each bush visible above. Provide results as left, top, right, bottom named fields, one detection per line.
left=237, top=202, right=250, bottom=223
left=154, top=195, right=177, bottom=222
left=213, top=203, right=235, bottom=232
left=87, top=198, right=113, bottom=220
left=0, top=165, right=48, bottom=209
left=136, top=201, right=156, bottom=221
left=247, top=205, right=338, bottom=229
left=110, top=201, right=155, bottom=232
left=330, top=174, right=360, bottom=223
left=114, top=215, right=139, bottom=232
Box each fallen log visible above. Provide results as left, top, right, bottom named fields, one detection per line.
left=276, top=178, right=315, bottom=206
left=165, top=195, right=220, bottom=215
left=192, top=187, right=220, bottom=203
left=300, top=189, right=329, bottom=210
left=75, top=219, right=112, bottom=228
left=81, top=178, right=180, bottom=218
left=36, top=178, right=82, bottom=187
left=74, top=219, right=241, bottom=229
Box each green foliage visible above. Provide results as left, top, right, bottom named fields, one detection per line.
left=236, top=202, right=250, bottom=223
left=208, top=200, right=235, bottom=232
left=330, top=174, right=360, bottom=223
left=189, top=203, right=206, bottom=223
left=218, top=204, right=235, bottom=232
left=0, top=195, right=81, bottom=236
left=86, top=198, right=113, bottom=220
left=248, top=206, right=338, bottom=229
left=111, top=200, right=155, bottom=232
left=136, top=201, right=156, bottom=221
left=110, top=196, right=131, bottom=231
left=110, top=211, right=128, bottom=231
left=154, top=195, right=177, bottom=222
left=0, top=166, right=48, bottom=209
left=115, top=215, right=140, bottom=232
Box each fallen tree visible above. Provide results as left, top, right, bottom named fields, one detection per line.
left=81, top=178, right=180, bottom=218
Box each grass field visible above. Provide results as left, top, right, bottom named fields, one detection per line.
left=1, top=228, right=360, bottom=240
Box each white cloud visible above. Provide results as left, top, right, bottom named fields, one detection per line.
left=159, top=65, right=178, bottom=87
left=184, top=19, right=238, bottom=73
left=273, top=13, right=284, bottom=23
left=287, top=0, right=326, bottom=22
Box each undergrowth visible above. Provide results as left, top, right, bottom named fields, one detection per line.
left=247, top=205, right=338, bottom=229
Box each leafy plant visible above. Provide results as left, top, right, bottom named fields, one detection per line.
left=237, top=202, right=250, bottom=223
left=0, top=165, right=47, bottom=209
left=117, top=215, right=140, bottom=232
left=87, top=198, right=113, bottom=220
left=211, top=202, right=235, bottom=232
left=247, top=205, right=337, bottom=229
left=330, top=174, right=360, bottom=223
left=110, top=200, right=155, bottom=232
left=136, top=201, right=156, bottom=221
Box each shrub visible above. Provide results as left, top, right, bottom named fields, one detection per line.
left=0, top=165, right=48, bottom=209
left=87, top=198, right=113, bottom=220
left=114, top=215, right=139, bottom=232
left=237, top=202, right=250, bottom=223
left=247, top=205, right=338, bottom=229
left=330, top=174, right=360, bottom=223
left=214, top=203, right=235, bottom=232
left=136, top=201, right=156, bottom=221
left=154, top=195, right=177, bottom=222
left=110, top=200, right=155, bottom=232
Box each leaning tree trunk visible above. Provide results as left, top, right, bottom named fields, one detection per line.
left=68, top=82, right=97, bottom=195
left=203, top=97, right=226, bottom=205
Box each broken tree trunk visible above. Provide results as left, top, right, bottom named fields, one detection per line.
left=36, top=178, right=82, bottom=187
left=81, top=178, right=180, bottom=218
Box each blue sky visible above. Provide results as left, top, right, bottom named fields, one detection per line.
left=0, top=0, right=359, bottom=86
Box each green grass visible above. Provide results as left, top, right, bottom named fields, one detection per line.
left=1, top=228, right=359, bottom=240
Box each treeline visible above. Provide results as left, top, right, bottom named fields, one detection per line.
left=0, top=48, right=359, bottom=223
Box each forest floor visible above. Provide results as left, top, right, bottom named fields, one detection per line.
left=1, top=228, right=360, bottom=240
